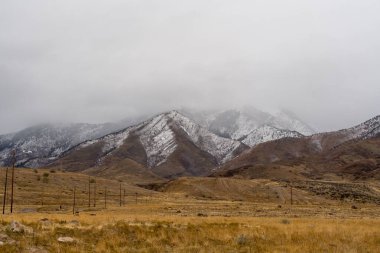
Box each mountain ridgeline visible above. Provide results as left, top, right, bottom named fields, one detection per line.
left=50, top=111, right=247, bottom=179
left=0, top=107, right=311, bottom=168
left=215, top=115, right=380, bottom=181
left=0, top=107, right=378, bottom=182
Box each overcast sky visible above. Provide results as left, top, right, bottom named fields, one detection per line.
left=1, top=0, right=379, bottom=134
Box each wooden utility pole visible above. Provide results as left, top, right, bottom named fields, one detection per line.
left=73, top=186, right=76, bottom=215
left=2, top=167, right=9, bottom=214
left=104, top=187, right=107, bottom=209
left=10, top=150, right=16, bottom=213
left=41, top=184, right=44, bottom=206
left=123, top=189, right=126, bottom=206
left=290, top=184, right=293, bottom=206
left=119, top=183, right=122, bottom=207
left=135, top=192, right=138, bottom=204
left=88, top=176, right=91, bottom=207
left=93, top=181, right=96, bottom=207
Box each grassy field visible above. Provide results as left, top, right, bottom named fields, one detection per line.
left=1, top=208, right=379, bottom=253
left=0, top=168, right=379, bottom=252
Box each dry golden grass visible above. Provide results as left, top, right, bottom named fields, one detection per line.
left=1, top=209, right=380, bottom=253
left=0, top=167, right=154, bottom=209
left=0, top=168, right=379, bottom=252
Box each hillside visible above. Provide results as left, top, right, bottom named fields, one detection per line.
left=51, top=111, right=247, bottom=179
left=180, top=107, right=314, bottom=143
left=0, top=167, right=155, bottom=209
left=214, top=115, right=380, bottom=181
left=149, top=177, right=380, bottom=205
left=0, top=123, right=125, bottom=168
left=0, top=107, right=313, bottom=170
left=179, top=107, right=310, bottom=148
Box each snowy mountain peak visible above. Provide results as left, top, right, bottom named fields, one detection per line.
left=64, top=111, right=247, bottom=170
left=241, top=125, right=303, bottom=147
left=269, top=110, right=315, bottom=136
left=164, top=110, right=245, bottom=163
left=137, top=112, right=178, bottom=167
left=179, top=106, right=311, bottom=145
left=142, top=111, right=245, bottom=166
left=0, top=122, right=124, bottom=167
left=341, top=115, right=380, bottom=141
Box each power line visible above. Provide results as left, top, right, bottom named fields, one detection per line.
left=10, top=150, right=16, bottom=213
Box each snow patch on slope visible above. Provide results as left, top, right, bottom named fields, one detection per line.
left=134, top=111, right=244, bottom=167
left=0, top=122, right=129, bottom=167
left=181, top=107, right=314, bottom=142
left=138, top=114, right=177, bottom=167
left=167, top=111, right=243, bottom=163
left=341, top=115, right=380, bottom=141
left=242, top=125, right=303, bottom=147
left=268, top=111, right=315, bottom=136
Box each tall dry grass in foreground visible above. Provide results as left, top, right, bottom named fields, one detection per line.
left=0, top=212, right=379, bottom=253
left=0, top=168, right=378, bottom=252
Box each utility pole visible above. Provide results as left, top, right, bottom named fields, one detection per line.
left=41, top=184, right=44, bottom=206
left=123, top=189, right=126, bottom=206
left=290, top=183, right=293, bottom=206
left=104, top=187, right=107, bottom=209
left=73, top=186, right=76, bottom=215
left=10, top=150, right=16, bottom=213
left=119, top=183, right=122, bottom=207
left=135, top=192, right=138, bottom=205
left=2, top=167, right=9, bottom=214
left=88, top=176, right=91, bottom=207
left=93, top=181, right=96, bottom=207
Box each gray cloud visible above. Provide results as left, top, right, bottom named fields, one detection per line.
left=1, top=0, right=379, bottom=134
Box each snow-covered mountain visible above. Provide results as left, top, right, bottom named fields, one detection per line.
left=340, top=115, right=380, bottom=141
left=0, top=107, right=312, bottom=167
left=180, top=107, right=271, bottom=139
left=0, top=106, right=315, bottom=168
left=241, top=125, right=303, bottom=147
left=180, top=106, right=313, bottom=147
left=308, top=115, right=380, bottom=152
left=56, top=111, right=247, bottom=177
left=216, top=114, right=380, bottom=180
left=267, top=110, right=315, bottom=136
left=0, top=113, right=155, bottom=167
left=0, top=123, right=124, bottom=167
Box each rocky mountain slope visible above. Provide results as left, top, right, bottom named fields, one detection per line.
left=241, top=125, right=303, bottom=147
left=1, top=107, right=311, bottom=168
left=0, top=123, right=123, bottom=167
left=180, top=107, right=313, bottom=147
left=214, top=115, right=380, bottom=181
left=267, top=110, right=315, bottom=136
left=52, top=111, right=247, bottom=178
left=0, top=114, right=152, bottom=168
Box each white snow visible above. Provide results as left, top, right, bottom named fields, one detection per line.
left=0, top=122, right=127, bottom=167
left=138, top=114, right=177, bottom=167
left=180, top=107, right=314, bottom=140
left=136, top=111, right=243, bottom=167
left=268, top=111, right=315, bottom=136
left=242, top=125, right=303, bottom=147
left=167, top=111, right=243, bottom=164
left=340, top=115, right=380, bottom=141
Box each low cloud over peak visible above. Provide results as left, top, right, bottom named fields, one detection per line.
left=1, top=0, right=379, bottom=134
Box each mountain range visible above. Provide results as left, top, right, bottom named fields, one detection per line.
left=0, top=107, right=378, bottom=183
left=215, top=115, right=380, bottom=181
left=52, top=111, right=246, bottom=180
left=0, top=107, right=311, bottom=168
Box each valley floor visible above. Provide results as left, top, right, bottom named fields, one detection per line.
left=0, top=168, right=379, bottom=252
left=0, top=200, right=379, bottom=252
